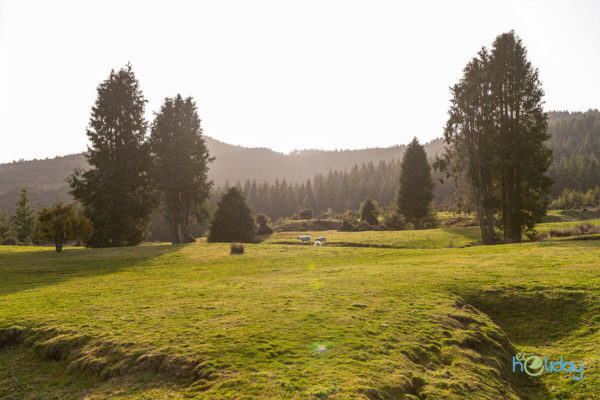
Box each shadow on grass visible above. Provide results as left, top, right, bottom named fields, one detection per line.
left=0, top=244, right=183, bottom=297
left=457, top=287, right=590, bottom=399
left=462, top=288, right=589, bottom=347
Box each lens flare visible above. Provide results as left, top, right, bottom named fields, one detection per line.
left=311, top=342, right=332, bottom=353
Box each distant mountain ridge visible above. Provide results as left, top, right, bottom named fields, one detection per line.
left=1, top=109, right=598, bottom=213
left=0, top=136, right=445, bottom=213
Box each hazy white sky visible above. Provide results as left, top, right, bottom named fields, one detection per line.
left=0, top=0, right=599, bottom=163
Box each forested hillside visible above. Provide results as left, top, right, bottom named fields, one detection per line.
left=0, top=138, right=445, bottom=213
left=214, top=160, right=455, bottom=220
left=1, top=110, right=598, bottom=218
left=213, top=110, right=600, bottom=219
left=547, top=110, right=600, bottom=196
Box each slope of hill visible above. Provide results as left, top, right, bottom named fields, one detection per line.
left=1, top=109, right=598, bottom=214
left=0, top=137, right=445, bottom=213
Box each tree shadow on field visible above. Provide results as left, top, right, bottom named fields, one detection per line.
left=0, top=244, right=183, bottom=297
left=462, top=287, right=589, bottom=347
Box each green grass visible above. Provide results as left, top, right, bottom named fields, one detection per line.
left=1, top=220, right=600, bottom=399
left=543, top=209, right=600, bottom=223
left=263, top=227, right=481, bottom=249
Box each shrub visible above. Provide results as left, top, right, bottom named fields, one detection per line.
left=343, top=209, right=360, bottom=225
left=338, top=219, right=354, bottom=232
left=37, top=202, right=92, bottom=252
left=524, top=229, right=548, bottom=242
left=256, top=213, right=273, bottom=235
left=208, top=187, right=256, bottom=243
left=230, top=242, right=244, bottom=254
left=382, top=211, right=405, bottom=230
left=360, top=198, right=378, bottom=226
left=549, top=222, right=600, bottom=237
left=298, top=209, right=313, bottom=220
left=355, top=222, right=372, bottom=231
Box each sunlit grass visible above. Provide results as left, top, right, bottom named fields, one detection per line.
left=1, top=219, right=599, bottom=399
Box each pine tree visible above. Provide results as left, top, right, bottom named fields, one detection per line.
left=0, top=209, right=16, bottom=244
left=150, top=94, right=213, bottom=244
left=397, top=138, right=434, bottom=228
left=69, top=64, right=156, bottom=247
left=437, top=31, right=552, bottom=243
left=208, top=187, right=256, bottom=243
left=11, top=188, right=36, bottom=243
left=360, top=198, right=378, bottom=225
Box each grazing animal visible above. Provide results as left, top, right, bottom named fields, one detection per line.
left=314, top=240, right=322, bottom=246
left=297, top=235, right=311, bottom=243
left=315, top=236, right=326, bottom=243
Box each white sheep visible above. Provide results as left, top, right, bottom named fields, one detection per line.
left=315, top=236, right=326, bottom=243
left=314, top=240, right=322, bottom=246
left=297, top=235, right=311, bottom=243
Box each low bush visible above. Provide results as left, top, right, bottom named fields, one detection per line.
left=256, top=214, right=274, bottom=235
left=549, top=222, right=600, bottom=237
left=230, top=242, right=244, bottom=254
left=298, top=209, right=313, bottom=220
left=338, top=219, right=354, bottom=232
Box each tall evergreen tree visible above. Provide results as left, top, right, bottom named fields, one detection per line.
left=69, top=64, right=156, bottom=247
left=0, top=209, right=16, bottom=244
left=437, top=31, right=552, bottom=243
left=11, top=188, right=36, bottom=243
left=397, top=138, right=434, bottom=228
left=208, top=187, right=256, bottom=243
left=150, top=95, right=213, bottom=244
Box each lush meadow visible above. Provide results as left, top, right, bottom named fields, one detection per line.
left=1, top=220, right=600, bottom=399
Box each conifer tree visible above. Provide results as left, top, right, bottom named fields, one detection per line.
left=0, top=209, right=16, bottom=244
left=437, top=31, right=552, bottom=243
left=208, top=187, right=256, bottom=243
left=69, top=64, right=156, bottom=247
left=150, top=95, right=213, bottom=244
left=360, top=198, right=378, bottom=225
left=11, top=188, right=36, bottom=243
left=397, top=138, right=434, bottom=228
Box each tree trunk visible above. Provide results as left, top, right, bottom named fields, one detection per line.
left=169, top=210, right=181, bottom=245
left=181, top=204, right=192, bottom=242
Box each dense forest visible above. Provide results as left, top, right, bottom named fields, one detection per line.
left=547, top=110, right=600, bottom=196
left=210, top=110, right=600, bottom=220
left=212, top=160, right=455, bottom=220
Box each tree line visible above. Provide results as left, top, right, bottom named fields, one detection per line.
left=210, top=155, right=455, bottom=221
left=0, top=188, right=90, bottom=251
left=1, top=31, right=575, bottom=247
left=547, top=110, right=600, bottom=196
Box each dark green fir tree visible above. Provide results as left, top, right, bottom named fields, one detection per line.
left=69, top=64, right=156, bottom=247
left=397, top=138, right=434, bottom=228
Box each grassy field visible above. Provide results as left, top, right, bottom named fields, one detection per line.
left=1, top=220, right=600, bottom=399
